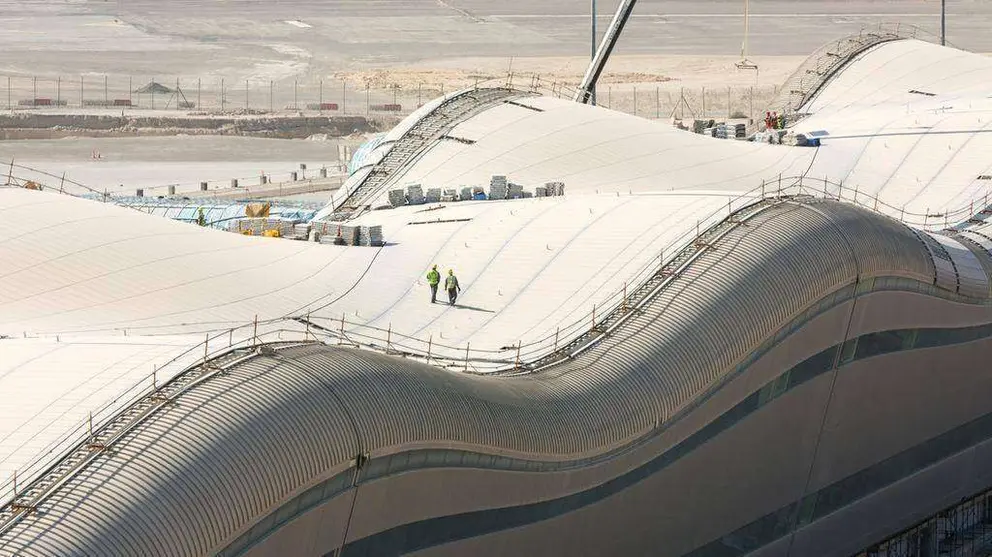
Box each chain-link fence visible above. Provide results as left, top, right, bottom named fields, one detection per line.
left=0, top=73, right=779, bottom=124
left=0, top=75, right=455, bottom=116
left=593, top=84, right=778, bottom=122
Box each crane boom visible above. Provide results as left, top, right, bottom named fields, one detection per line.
left=574, top=0, right=639, bottom=104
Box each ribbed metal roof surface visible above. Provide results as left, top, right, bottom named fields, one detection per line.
left=0, top=200, right=956, bottom=556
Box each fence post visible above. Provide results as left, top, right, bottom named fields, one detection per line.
left=6, top=158, right=12, bottom=186
left=270, top=80, right=273, bottom=113
left=701, top=86, right=706, bottom=117
left=104, top=75, right=108, bottom=106
left=749, top=86, right=754, bottom=123
left=220, top=78, right=225, bottom=112
left=319, top=79, right=323, bottom=111
left=245, top=79, right=249, bottom=111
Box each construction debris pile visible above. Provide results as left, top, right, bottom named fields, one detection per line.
left=386, top=176, right=565, bottom=208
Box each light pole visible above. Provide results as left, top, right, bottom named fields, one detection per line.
left=941, top=0, right=946, bottom=46
left=590, top=0, right=597, bottom=105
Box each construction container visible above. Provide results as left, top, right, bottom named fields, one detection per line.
left=359, top=225, right=384, bottom=247
left=545, top=182, right=565, bottom=196
left=426, top=188, right=442, bottom=203
left=407, top=184, right=425, bottom=205
left=388, top=189, right=407, bottom=207
left=490, top=175, right=508, bottom=200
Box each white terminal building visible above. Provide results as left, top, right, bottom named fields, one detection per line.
left=2, top=31, right=992, bottom=557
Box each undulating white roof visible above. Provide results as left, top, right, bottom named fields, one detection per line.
left=4, top=37, right=992, bottom=504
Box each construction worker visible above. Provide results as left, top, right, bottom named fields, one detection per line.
left=445, top=269, right=461, bottom=305
left=426, top=265, right=441, bottom=303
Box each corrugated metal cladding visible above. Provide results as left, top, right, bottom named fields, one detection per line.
left=1, top=201, right=972, bottom=556
left=956, top=230, right=992, bottom=287
left=915, top=229, right=959, bottom=292
left=929, top=233, right=991, bottom=298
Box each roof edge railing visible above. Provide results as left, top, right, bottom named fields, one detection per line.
left=2, top=171, right=987, bottom=528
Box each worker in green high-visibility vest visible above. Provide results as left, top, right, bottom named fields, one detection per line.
left=445, top=269, right=461, bottom=306
left=426, top=264, right=441, bottom=304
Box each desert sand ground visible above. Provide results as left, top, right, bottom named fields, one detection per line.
left=2, top=0, right=991, bottom=193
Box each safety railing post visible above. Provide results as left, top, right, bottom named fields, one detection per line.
left=386, top=323, right=392, bottom=352
left=427, top=334, right=433, bottom=363
left=591, top=304, right=596, bottom=332
left=515, top=342, right=521, bottom=368
left=339, top=314, right=345, bottom=345
left=777, top=174, right=782, bottom=196
left=252, top=315, right=258, bottom=347
left=464, top=343, right=470, bottom=372
left=203, top=333, right=209, bottom=363
left=622, top=282, right=628, bottom=312
left=229, top=328, right=233, bottom=347
left=761, top=179, right=765, bottom=198
left=553, top=327, right=559, bottom=352
left=305, top=311, right=311, bottom=341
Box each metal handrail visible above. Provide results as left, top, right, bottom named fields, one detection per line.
left=0, top=322, right=264, bottom=512
left=3, top=167, right=985, bottom=516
